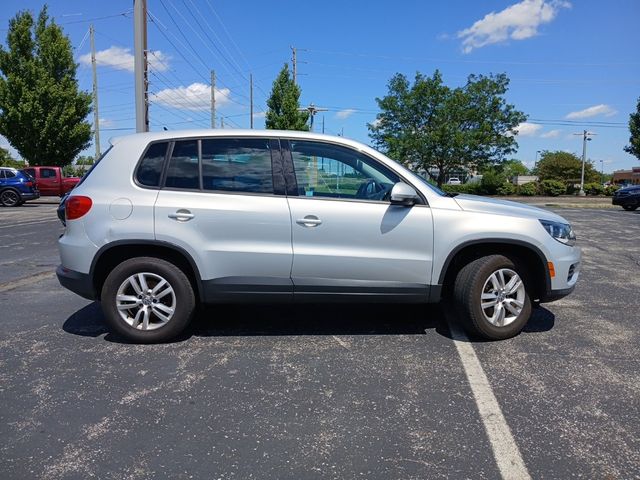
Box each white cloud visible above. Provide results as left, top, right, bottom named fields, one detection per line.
left=336, top=109, right=356, bottom=120
left=457, top=0, right=571, bottom=53
left=370, top=118, right=383, bottom=128
left=252, top=111, right=266, bottom=119
left=80, top=46, right=170, bottom=72
left=515, top=122, right=543, bottom=137
left=565, top=104, right=617, bottom=119
left=540, top=129, right=561, bottom=138
left=99, top=118, right=115, bottom=128
left=150, top=83, right=231, bottom=111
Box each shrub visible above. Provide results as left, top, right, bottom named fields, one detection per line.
left=441, top=183, right=481, bottom=195
left=518, top=182, right=538, bottom=196
left=584, top=182, right=604, bottom=195
left=496, top=182, right=516, bottom=196
left=540, top=179, right=565, bottom=197
left=480, top=169, right=507, bottom=195
left=604, top=185, right=620, bottom=196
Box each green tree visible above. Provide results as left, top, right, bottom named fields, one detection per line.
left=368, top=70, right=526, bottom=187
left=536, top=150, right=599, bottom=185
left=624, top=96, right=640, bottom=161
left=0, top=145, right=23, bottom=167
left=500, top=159, right=529, bottom=178
left=265, top=64, right=309, bottom=131
left=0, top=7, right=92, bottom=167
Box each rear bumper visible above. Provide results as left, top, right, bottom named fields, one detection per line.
left=20, top=191, right=40, bottom=201
left=56, top=265, right=95, bottom=300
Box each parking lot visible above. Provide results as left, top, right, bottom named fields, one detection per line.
left=1, top=201, right=639, bottom=479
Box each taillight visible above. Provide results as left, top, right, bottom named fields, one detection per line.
left=25, top=181, right=33, bottom=187
left=66, top=196, right=92, bottom=220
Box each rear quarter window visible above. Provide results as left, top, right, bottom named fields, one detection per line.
left=136, top=142, right=169, bottom=187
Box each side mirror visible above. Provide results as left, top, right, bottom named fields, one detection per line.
left=389, top=182, right=419, bottom=206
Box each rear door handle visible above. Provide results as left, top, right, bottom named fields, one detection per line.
left=168, top=209, right=194, bottom=222
left=296, top=215, right=322, bottom=227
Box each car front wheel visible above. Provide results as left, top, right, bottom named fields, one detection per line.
left=101, top=257, right=196, bottom=343
left=622, top=203, right=638, bottom=211
left=454, top=255, right=532, bottom=340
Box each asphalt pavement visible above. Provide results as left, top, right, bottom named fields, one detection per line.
left=0, top=202, right=638, bottom=479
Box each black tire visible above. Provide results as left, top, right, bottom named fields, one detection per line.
left=622, top=203, right=638, bottom=211
left=100, top=257, right=196, bottom=343
left=0, top=188, right=21, bottom=207
left=453, top=254, right=532, bottom=340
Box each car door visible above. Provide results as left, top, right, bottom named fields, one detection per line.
left=37, top=167, right=59, bottom=195
left=283, top=139, right=434, bottom=300
left=154, top=137, right=293, bottom=302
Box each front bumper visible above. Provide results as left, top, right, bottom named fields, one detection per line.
left=56, top=265, right=96, bottom=300
left=612, top=196, right=638, bottom=207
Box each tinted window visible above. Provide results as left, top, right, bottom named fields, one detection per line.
left=41, top=168, right=56, bottom=179
left=24, top=168, right=35, bottom=178
left=4, top=169, right=16, bottom=178
left=165, top=141, right=199, bottom=189
left=0, top=170, right=5, bottom=179
left=136, top=142, right=168, bottom=187
left=201, top=138, right=273, bottom=194
left=290, top=141, right=398, bottom=201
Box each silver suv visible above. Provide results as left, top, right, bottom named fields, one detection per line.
left=57, top=130, right=581, bottom=343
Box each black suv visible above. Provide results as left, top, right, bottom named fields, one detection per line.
left=612, top=185, right=640, bottom=211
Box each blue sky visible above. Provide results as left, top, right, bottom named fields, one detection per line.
left=1, top=0, right=639, bottom=172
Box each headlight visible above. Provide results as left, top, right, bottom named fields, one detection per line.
left=539, top=220, right=576, bottom=246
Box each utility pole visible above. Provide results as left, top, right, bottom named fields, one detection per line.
left=220, top=117, right=224, bottom=129
left=134, top=0, right=148, bottom=132
left=250, top=73, right=254, bottom=129
left=90, top=25, right=100, bottom=159
left=211, top=70, right=216, bottom=128
left=299, top=103, right=328, bottom=132
left=291, top=46, right=297, bottom=85
left=574, top=129, right=595, bottom=196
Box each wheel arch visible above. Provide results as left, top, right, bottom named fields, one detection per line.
left=437, top=239, right=551, bottom=302
left=90, top=240, right=203, bottom=302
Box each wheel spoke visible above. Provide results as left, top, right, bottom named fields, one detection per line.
left=482, top=298, right=498, bottom=309
left=152, top=304, right=173, bottom=323
left=128, top=276, right=143, bottom=295
left=155, top=283, right=174, bottom=300
left=505, top=277, right=522, bottom=295
left=151, top=279, right=167, bottom=295
left=497, top=269, right=506, bottom=289
left=489, top=273, right=501, bottom=291
left=138, top=273, right=149, bottom=292
left=494, top=304, right=506, bottom=326
left=504, top=300, right=521, bottom=316
left=142, top=307, right=150, bottom=330
left=132, top=307, right=145, bottom=328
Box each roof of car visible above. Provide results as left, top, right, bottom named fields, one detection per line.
left=109, top=129, right=372, bottom=152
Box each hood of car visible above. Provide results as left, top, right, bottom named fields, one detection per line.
left=453, top=194, right=568, bottom=223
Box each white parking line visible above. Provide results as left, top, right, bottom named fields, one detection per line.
left=0, top=218, right=60, bottom=229
left=449, top=322, right=531, bottom=480
left=0, top=271, right=56, bottom=293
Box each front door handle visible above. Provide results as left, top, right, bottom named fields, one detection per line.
left=168, top=209, right=194, bottom=222
left=296, top=215, right=322, bottom=227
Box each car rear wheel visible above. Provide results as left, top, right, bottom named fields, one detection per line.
left=101, top=257, right=196, bottom=343
left=0, top=188, right=21, bottom=207
left=622, top=203, right=638, bottom=211
left=454, top=255, right=532, bottom=340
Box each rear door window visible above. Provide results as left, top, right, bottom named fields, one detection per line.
left=164, top=140, right=200, bottom=190
left=201, top=138, right=274, bottom=194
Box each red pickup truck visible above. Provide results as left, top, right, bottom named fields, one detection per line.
left=23, top=166, right=80, bottom=197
